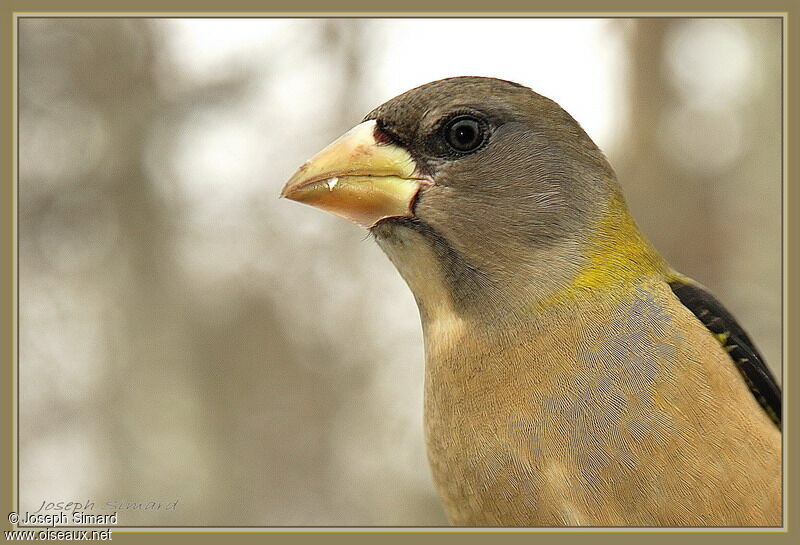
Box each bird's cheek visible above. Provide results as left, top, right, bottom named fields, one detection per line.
left=412, top=185, right=458, bottom=227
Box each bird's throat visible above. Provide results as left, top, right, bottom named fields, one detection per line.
left=372, top=219, right=472, bottom=328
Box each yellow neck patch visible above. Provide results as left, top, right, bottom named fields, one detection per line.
left=535, top=192, right=670, bottom=310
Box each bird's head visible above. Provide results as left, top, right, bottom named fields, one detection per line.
left=282, top=77, right=663, bottom=323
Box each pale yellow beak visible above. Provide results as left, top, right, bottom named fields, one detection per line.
left=280, top=120, right=432, bottom=228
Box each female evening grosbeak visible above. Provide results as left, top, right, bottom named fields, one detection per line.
left=280, top=77, right=781, bottom=527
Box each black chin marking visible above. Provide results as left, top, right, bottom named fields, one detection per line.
left=371, top=217, right=489, bottom=313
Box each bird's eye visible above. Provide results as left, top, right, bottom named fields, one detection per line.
left=443, top=116, right=487, bottom=153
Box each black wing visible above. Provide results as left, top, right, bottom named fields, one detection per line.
left=668, top=278, right=781, bottom=429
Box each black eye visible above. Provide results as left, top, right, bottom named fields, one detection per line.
left=444, top=116, right=487, bottom=153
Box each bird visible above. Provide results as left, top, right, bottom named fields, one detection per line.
left=280, top=76, right=781, bottom=527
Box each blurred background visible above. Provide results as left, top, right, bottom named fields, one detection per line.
left=17, top=17, right=782, bottom=526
